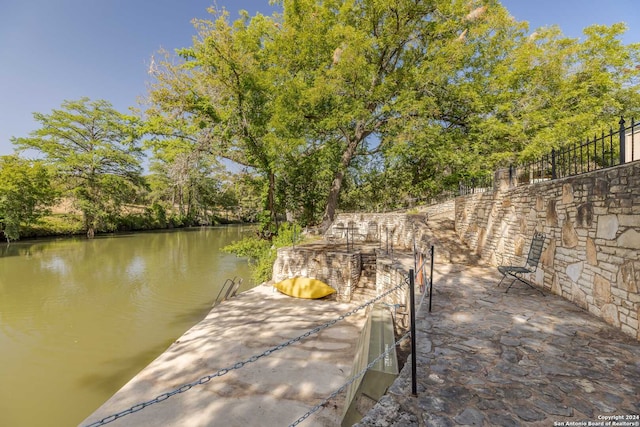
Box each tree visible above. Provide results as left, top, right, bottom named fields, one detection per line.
left=269, top=0, right=529, bottom=227
left=145, top=10, right=283, bottom=228
left=13, top=98, right=144, bottom=238
left=146, top=1, right=640, bottom=229
left=469, top=22, right=640, bottom=163
left=0, top=156, right=55, bottom=241
left=146, top=135, right=225, bottom=224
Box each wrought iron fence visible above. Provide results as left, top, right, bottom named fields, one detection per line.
left=458, top=175, right=494, bottom=196
left=515, top=117, right=638, bottom=186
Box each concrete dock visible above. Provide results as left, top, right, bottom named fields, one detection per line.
left=81, top=285, right=368, bottom=427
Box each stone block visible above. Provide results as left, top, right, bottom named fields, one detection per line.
left=593, top=207, right=608, bottom=215
left=619, top=215, right=640, bottom=227
left=546, top=200, right=558, bottom=226
left=621, top=324, right=637, bottom=338
left=611, top=288, right=629, bottom=300
left=567, top=262, right=583, bottom=283
left=596, top=215, right=619, bottom=239
left=514, top=236, right=524, bottom=256
left=572, top=283, right=588, bottom=309
left=576, top=203, right=594, bottom=228
left=601, top=304, right=620, bottom=327
left=594, top=178, right=610, bottom=197
left=562, top=220, right=579, bottom=248
left=551, top=273, right=562, bottom=295
left=597, top=261, right=618, bottom=275
left=618, top=260, right=640, bottom=293
left=593, top=275, right=612, bottom=307
left=562, top=183, right=574, bottom=204
left=617, top=228, right=640, bottom=249
left=519, top=216, right=527, bottom=233
left=586, top=238, right=597, bottom=266
left=541, top=238, right=556, bottom=268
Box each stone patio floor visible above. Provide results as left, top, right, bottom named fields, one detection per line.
left=356, top=262, right=640, bottom=427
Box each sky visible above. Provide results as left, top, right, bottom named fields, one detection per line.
left=0, top=0, right=638, bottom=157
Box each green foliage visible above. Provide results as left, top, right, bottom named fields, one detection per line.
left=223, top=235, right=272, bottom=283
left=19, top=214, right=84, bottom=238
left=12, top=98, right=145, bottom=238
left=0, top=156, right=56, bottom=241
left=150, top=202, right=167, bottom=228
left=146, top=10, right=282, bottom=226
left=470, top=23, right=640, bottom=165
left=223, top=222, right=303, bottom=283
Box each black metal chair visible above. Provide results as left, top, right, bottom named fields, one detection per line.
left=497, top=232, right=546, bottom=296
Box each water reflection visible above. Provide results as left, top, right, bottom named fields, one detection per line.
left=0, top=226, right=253, bottom=427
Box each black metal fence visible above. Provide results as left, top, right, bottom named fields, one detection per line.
left=457, top=117, right=639, bottom=194
left=458, top=175, right=493, bottom=196
left=514, top=117, right=639, bottom=185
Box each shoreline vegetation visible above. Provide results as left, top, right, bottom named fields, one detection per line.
left=1, top=209, right=246, bottom=243
left=0, top=214, right=251, bottom=243
left=1, top=204, right=302, bottom=287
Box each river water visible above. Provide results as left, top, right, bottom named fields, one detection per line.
left=0, top=226, right=254, bottom=427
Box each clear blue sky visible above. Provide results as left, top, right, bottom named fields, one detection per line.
left=1, top=0, right=638, bottom=156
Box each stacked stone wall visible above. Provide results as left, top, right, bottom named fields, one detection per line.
left=272, top=247, right=361, bottom=302
left=422, top=199, right=455, bottom=217
left=331, top=212, right=434, bottom=253
left=455, top=162, right=640, bottom=339
left=374, top=250, right=413, bottom=310
left=272, top=212, right=438, bottom=304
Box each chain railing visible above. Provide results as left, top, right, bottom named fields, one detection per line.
left=84, top=279, right=409, bottom=427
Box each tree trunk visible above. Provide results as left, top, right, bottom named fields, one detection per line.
left=268, top=171, right=276, bottom=221
left=85, top=214, right=96, bottom=239
left=321, top=137, right=361, bottom=231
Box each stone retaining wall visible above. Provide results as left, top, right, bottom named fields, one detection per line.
left=455, top=161, right=640, bottom=339
left=272, top=247, right=361, bottom=302
left=422, top=199, right=456, bottom=217
left=375, top=251, right=412, bottom=311
left=272, top=213, right=437, bottom=304
left=330, top=212, right=435, bottom=253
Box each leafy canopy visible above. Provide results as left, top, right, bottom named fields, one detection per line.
left=12, top=98, right=144, bottom=238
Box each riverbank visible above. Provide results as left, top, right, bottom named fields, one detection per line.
left=2, top=211, right=244, bottom=242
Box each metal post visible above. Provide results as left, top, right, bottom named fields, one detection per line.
left=595, top=132, right=599, bottom=169
left=508, top=164, right=513, bottom=187
left=292, top=225, right=297, bottom=250
left=632, top=118, right=636, bottom=162
left=601, top=130, right=606, bottom=168
left=586, top=137, right=591, bottom=172
left=619, top=117, right=626, bottom=165
left=409, top=269, right=417, bottom=397
left=429, top=245, right=435, bottom=313
left=551, top=149, right=557, bottom=180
